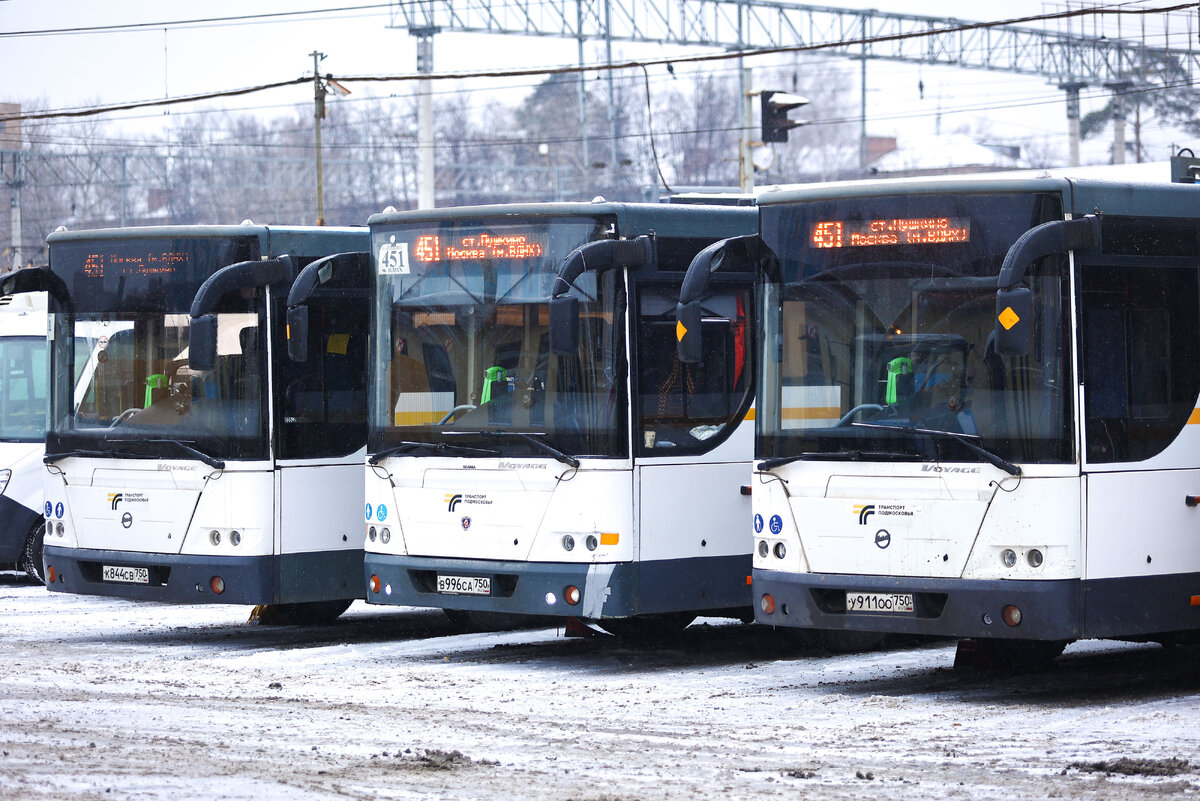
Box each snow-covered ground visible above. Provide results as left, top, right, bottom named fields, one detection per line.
left=0, top=573, right=1196, bottom=800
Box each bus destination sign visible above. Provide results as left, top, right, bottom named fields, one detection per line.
left=81, top=249, right=192, bottom=279
left=413, top=232, right=545, bottom=263
left=811, top=217, right=971, bottom=248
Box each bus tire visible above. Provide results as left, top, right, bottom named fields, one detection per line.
left=252, top=599, right=352, bottom=626
left=20, top=522, right=46, bottom=585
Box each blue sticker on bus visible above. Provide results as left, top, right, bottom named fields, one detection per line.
left=377, top=504, right=388, bottom=522
left=753, top=514, right=764, bottom=534
left=55, top=502, right=64, bottom=519
left=365, top=503, right=372, bottom=521
left=769, top=514, right=783, bottom=535
left=45, top=501, right=52, bottom=518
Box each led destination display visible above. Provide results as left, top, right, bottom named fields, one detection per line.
left=811, top=217, right=971, bottom=248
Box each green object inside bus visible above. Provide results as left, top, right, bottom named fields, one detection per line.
left=144, top=373, right=167, bottom=408
left=885, top=357, right=912, bottom=404
left=481, top=365, right=507, bottom=404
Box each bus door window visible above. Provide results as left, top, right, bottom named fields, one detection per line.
left=1081, top=260, right=1200, bottom=464
left=279, top=296, right=368, bottom=460
left=637, top=285, right=750, bottom=455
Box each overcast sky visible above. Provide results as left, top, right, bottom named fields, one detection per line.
left=1, top=1, right=1194, bottom=163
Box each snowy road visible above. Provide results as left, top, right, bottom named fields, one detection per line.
left=0, top=574, right=1197, bottom=800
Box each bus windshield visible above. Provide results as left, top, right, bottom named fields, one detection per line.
left=370, top=216, right=627, bottom=459
left=758, top=191, right=1073, bottom=466
left=48, top=236, right=268, bottom=460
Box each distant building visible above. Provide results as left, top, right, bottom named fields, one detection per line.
left=868, top=134, right=1026, bottom=177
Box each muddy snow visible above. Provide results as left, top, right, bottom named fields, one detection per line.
left=0, top=574, right=1196, bottom=800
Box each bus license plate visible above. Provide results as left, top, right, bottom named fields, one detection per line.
left=437, top=574, right=491, bottom=595
left=102, top=565, right=150, bottom=584
left=845, top=591, right=914, bottom=614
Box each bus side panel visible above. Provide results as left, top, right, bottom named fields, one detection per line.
left=276, top=459, right=365, bottom=604
left=636, top=459, right=752, bottom=613
left=1083, top=469, right=1200, bottom=637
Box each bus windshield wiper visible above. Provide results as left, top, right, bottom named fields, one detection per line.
left=106, top=438, right=226, bottom=470
left=368, top=440, right=500, bottom=464
left=457, top=430, right=581, bottom=469
left=850, top=422, right=1021, bottom=476
left=757, top=450, right=920, bottom=472
left=44, top=448, right=121, bottom=465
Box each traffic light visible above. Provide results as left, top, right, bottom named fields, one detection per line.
left=761, top=90, right=809, bottom=143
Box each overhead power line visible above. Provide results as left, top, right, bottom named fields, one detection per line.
left=1, top=2, right=1196, bottom=125
left=0, top=3, right=395, bottom=38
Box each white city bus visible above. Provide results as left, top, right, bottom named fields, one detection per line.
left=353, top=202, right=757, bottom=634
left=0, top=291, right=51, bottom=581
left=0, top=224, right=370, bottom=623
left=679, top=157, right=1200, bottom=666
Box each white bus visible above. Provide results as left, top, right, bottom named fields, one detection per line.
left=0, top=291, right=50, bottom=581
left=679, top=157, right=1200, bottom=666
left=353, top=202, right=757, bottom=634
left=0, top=225, right=370, bottom=624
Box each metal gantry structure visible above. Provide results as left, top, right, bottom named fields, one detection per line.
left=389, top=0, right=1200, bottom=179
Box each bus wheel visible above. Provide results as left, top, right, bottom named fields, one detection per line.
left=953, top=638, right=1068, bottom=673
left=251, top=599, right=352, bottom=626
left=598, top=613, right=695, bottom=642
left=20, top=523, right=46, bottom=585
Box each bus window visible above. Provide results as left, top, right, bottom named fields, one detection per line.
left=1081, top=262, right=1200, bottom=463
left=637, top=286, right=750, bottom=455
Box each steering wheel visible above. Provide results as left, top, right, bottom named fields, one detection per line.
left=438, top=404, right=477, bottom=425
left=835, top=403, right=884, bottom=427
left=108, top=408, right=141, bottom=427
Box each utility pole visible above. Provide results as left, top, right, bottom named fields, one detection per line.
left=1059, top=81, right=1085, bottom=168
left=738, top=65, right=754, bottom=194
left=312, top=51, right=327, bottom=225
left=412, top=28, right=437, bottom=210
left=310, top=52, right=350, bottom=224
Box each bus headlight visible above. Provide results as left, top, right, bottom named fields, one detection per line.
left=55, top=522, right=65, bottom=537
left=368, top=526, right=377, bottom=542
left=773, top=542, right=787, bottom=559
left=561, top=535, right=575, bottom=551
left=585, top=535, right=599, bottom=551
left=1001, top=549, right=1017, bottom=568
left=209, top=530, right=221, bottom=546
left=230, top=531, right=241, bottom=547
left=1027, top=549, right=1043, bottom=568
left=380, top=528, right=391, bottom=545
left=757, top=540, right=769, bottom=558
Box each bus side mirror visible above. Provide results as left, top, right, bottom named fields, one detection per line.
left=549, top=296, right=579, bottom=356
left=676, top=300, right=703, bottom=364
left=287, top=305, right=309, bottom=362
left=189, top=314, right=219, bottom=372
left=994, top=286, right=1033, bottom=356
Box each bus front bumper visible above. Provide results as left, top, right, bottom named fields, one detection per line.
left=752, top=570, right=1083, bottom=641
left=365, top=552, right=752, bottom=619
left=42, top=545, right=277, bottom=604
